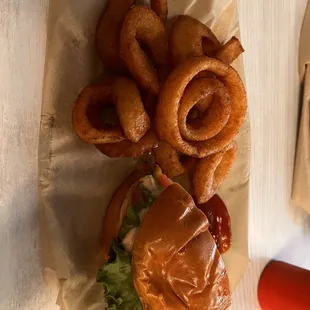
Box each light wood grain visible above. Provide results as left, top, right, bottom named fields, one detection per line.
left=0, top=1, right=55, bottom=309
left=233, top=0, right=310, bottom=309
left=0, top=0, right=310, bottom=309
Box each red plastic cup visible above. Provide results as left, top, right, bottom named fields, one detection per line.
left=258, top=261, right=310, bottom=310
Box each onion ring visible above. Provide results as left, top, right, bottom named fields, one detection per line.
left=151, top=0, right=168, bottom=24
left=215, top=36, right=245, bottom=65
left=194, top=95, right=213, bottom=112
left=95, top=130, right=158, bottom=158
left=170, top=16, right=244, bottom=67
left=156, top=56, right=247, bottom=157
left=193, top=141, right=237, bottom=204
left=72, top=80, right=125, bottom=144
left=73, top=77, right=151, bottom=144
left=120, top=6, right=169, bottom=94
left=142, top=92, right=157, bottom=120
left=154, top=141, right=195, bottom=178
left=96, top=0, right=134, bottom=70
left=170, top=15, right=221, bottom=66
left=113, top=76, right=150, bottom=142
left=178, top=78, right=231, bottom=141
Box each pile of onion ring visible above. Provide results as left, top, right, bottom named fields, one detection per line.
left=72, top=1, right=247, bottom=205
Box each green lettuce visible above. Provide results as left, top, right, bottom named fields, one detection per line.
left=118, top=186, right=156, bottom=239
left=118, top=205, right=140, bottom=240
left=97, top=242, right=142, bottom=310
left=97, top=184, right=157, bottom=309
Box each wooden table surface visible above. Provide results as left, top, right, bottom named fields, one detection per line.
left=1, top=0, right=310, bottom=309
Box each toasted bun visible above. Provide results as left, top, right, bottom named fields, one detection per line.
left=132, top=183, right=231, bottom=310
left=101, top=162, right=152, bottom=261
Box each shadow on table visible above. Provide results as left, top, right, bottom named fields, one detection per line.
left=232, top=257, right=267, bottom=309
left=289, top=200, right=310, bottom=229
left=275, top=229, right=310, bottom=271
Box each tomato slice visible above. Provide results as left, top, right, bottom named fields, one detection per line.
left=198, top=194, right=231, bottom=253
left=158, top=173, right=173, bottom=188
left=153, top=165, right=173, bottom=188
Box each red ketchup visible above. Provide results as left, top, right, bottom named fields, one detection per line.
left=258, top=261, right=310, bottom=310
left=198, top=194, right=231, bottom=253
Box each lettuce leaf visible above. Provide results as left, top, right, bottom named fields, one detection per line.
left=118, top=205, right=140, bottom=240
left=118, top=186, right=156, bottom=239
left=97, top=242, right=142, bottom=310
left=97, top=183, right=158, bottom=309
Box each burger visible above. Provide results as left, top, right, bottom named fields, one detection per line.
left=96, top=163, right=231, bottom=309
